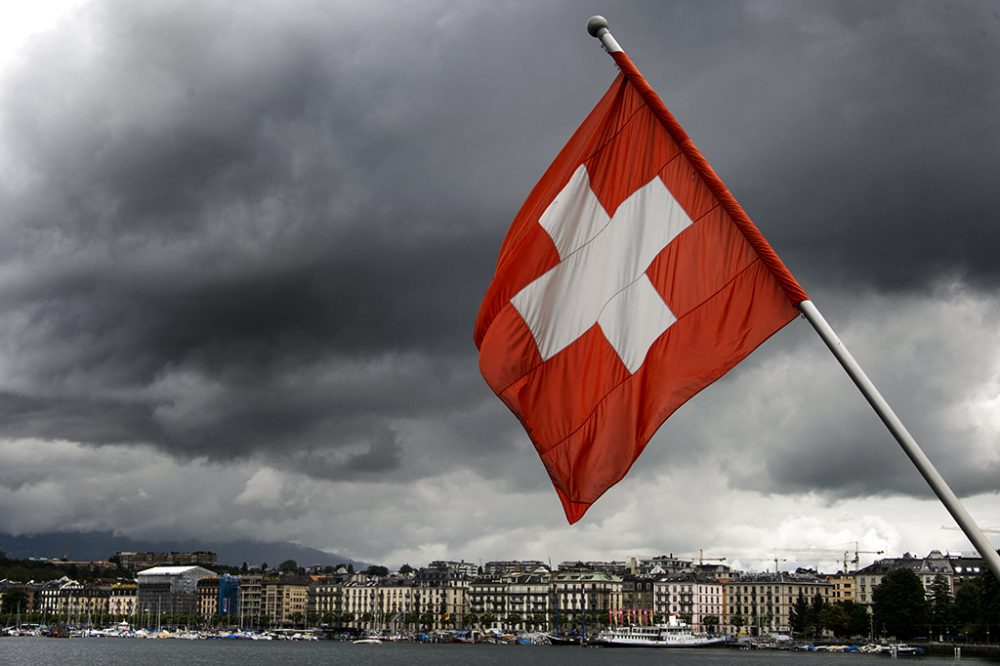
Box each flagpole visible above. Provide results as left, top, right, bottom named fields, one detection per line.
left=798, top=300, right=1000, bottom=582
left=586, top=15, right=1000, bottom=583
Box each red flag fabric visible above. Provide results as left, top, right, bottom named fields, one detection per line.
left=474, top=49, right=807, bottom=524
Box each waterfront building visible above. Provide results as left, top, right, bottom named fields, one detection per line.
left=621, top=573, right=655, bottom=618
left=725, top=572, right=832, bottom=635
left=237, top=575, right=262, bottom=628
left=469, top=575, right=507, bottom=625
left=550, top=570, right=623, bottom=633
left=654, top=573, right=726, bottom=633
left=0, top=579, right=38, bottom=614
left=374, top=575, right=415, bottom=630
left=261, top=575, right=309, bottom=627
left=308, top=574, right=346, bottom=621
left=136, top=565, right=216, bottom=620
left=197, top=577, right=219, bottom=619
left=854, top=550, right=986, bottom=607
left=108, top=581, right=137, bottom=619
left=413, top=566, right=468, bottom=629
left=36, top=578, right=113, bottom=623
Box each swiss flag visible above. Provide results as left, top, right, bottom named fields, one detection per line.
left=474, top=50, right=808, bottom=524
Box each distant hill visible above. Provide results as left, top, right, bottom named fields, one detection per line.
left=0, top=531, right=366, bottom=570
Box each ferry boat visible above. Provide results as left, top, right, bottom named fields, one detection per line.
left=594, top=616, right=727, bottom=648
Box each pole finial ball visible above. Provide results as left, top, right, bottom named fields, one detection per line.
left=587, top=16, right=610, bottom=37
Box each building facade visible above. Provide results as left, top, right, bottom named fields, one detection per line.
left=136, top=566, right=216, bottom=619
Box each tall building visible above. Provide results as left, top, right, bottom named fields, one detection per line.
left=136, top=565, right=216, bottom=620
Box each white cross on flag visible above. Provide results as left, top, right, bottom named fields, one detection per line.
left=474, top=48, right=808, bottom=523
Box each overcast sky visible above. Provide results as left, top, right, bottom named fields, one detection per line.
left=1, top=0, right=999, bottom=572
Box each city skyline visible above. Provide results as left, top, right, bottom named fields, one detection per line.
left=1, top=2, right=999, bottom=571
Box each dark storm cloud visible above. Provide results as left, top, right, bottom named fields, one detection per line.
left=1, top=0, right=998, bottom=509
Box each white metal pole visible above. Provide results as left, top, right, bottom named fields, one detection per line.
left=799, top=300, right=1000, bottom=582
left=586, top=16, right=1000, bottom=584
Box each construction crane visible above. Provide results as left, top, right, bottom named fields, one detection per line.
left=775, top=542, right=884, bottom=573
left=677, top=549, right=727, bottom=566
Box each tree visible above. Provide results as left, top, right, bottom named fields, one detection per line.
left=842, top=600, right=871, bottom=638
left=731, top=613, right=745, bottom=633
left=872, top=568, right=929, bottom=640
left=365, top=565, right=389, bottom=577
left=0, top=587, right=28, bottom=615
left=703, top=615, right=720, bottom=633
left=789, top=592, right=810, bottom=636
left=398, top=563, right=414, bottom=575
left=819, top=603, right=850, bottom=637
left=928, top=575, right=954, bottom=640
left=955, top=572, right=1000, bottom=641
left=278, top=559, right=299, bottom=573
left=810, top=593, right=827, bottom=637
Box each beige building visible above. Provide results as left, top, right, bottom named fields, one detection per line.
left=197, top=577, right=220, bottom=619
left=262, top=576, right=309, bottom=626
left=725, top=573, right=832, bottom=635
left=654, top=574, right=726, bottom=632
left=826, top=573, right=857, bottom=603
left=108, top=582, right=137, bottom=619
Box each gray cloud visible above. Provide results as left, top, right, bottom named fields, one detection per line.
left=1, top=0, right=999, bottom=561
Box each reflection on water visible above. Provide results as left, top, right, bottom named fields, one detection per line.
left=0, top=637, right=991, bottom=666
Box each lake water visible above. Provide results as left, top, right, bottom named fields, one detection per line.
left=0, top=638, right=994, bottom=666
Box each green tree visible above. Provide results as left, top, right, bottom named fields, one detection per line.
left=954, top=572, right=1000, bottom=641
left=928, top=575, right=953, bottom=640
left=731, top=613, right=745, bottom=633
left=0, top=587, right=28, bottom=614
left=506, top=612, right=522, bottom=629
left=278, top=559, right=299, bottom=573
left=810, top=593, right=827, bottom=637
left=789, top=592, right=810, bottom=636
left=873, top=568, right=929, bottom=640
left=398, top=563, right=414, bottom=575
left=842, top=600, right=871, bottom=638
left=703, top=614, right=720, bottom=633
left=365, top=565, right=389, bottom=577
left=819, top=603, right=850, bottom=637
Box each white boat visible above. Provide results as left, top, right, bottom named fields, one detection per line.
left=594, top=616, right=727, bottom=648
left=352, top=637, right=382, bottom=644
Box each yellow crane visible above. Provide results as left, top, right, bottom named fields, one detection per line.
left=775, top=542, right=884, bottom=573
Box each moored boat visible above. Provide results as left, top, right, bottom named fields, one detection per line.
left=594, top=616, right=727, bottom=648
